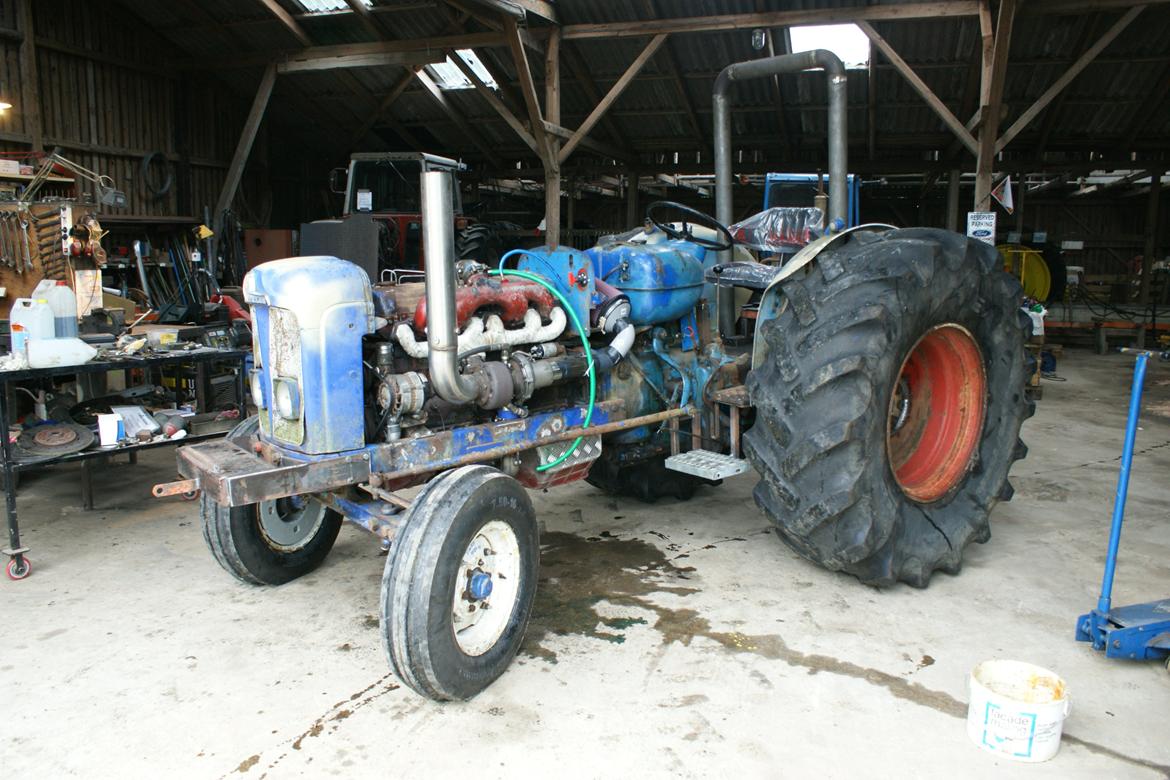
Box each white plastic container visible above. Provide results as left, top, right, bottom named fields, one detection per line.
left=967, top=659, right=1070, bottom=762
left=26, top=337, right=97, bottom=368
left=43, top=281, right=78, bottom=337
left=10, top=298, right=54, bottom=355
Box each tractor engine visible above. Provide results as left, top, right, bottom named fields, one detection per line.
left=244, top=171, right=719, bottom=493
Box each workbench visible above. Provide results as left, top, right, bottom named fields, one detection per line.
left=0, top=348, right=247, bottom=580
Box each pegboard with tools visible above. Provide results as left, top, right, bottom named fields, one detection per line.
left=0, top=203, right=105, bottom=317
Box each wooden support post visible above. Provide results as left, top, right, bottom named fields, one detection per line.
left=545, top=29, right=561, bottom=127
left=16, top=0, right=41, bottom=151
left=946, top=169, right=961, bottom=231
left=543, top=29, right=562, bottom=247
left=215, top=63, right=277, bottom=224
left=544, top=167, right=561, bottom=248
left=1015, top=175, right=1026, bottom=233
left=505, top=17, right=551, bottom=162
left=974, top=0, right=1015, bottom=211
left=1139, top=169, right=1163, bottom=307
left=565, top=178, right=576, bottom=248
left=626, top=171, right=640, bottom=227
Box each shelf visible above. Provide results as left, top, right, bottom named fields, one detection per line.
left=0, top=172, right=74, bottom=183
left=99, top=215, right=200, bottom=225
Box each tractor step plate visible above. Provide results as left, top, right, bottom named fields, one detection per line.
left=665, top=450, right=750, bottom=480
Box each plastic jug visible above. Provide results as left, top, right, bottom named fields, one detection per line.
left=26, top=337, right=97, bottom=368
left=10, top=298, right=54, bottom=355
left=43, top=281, right=78, bottom=337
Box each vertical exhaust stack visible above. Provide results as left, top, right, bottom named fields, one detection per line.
left=713, top=50, right=848, bottom=337
left=421, top=170, right=479, bottom=404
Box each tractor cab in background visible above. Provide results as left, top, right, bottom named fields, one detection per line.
left=302, top=152, right=475, bottom=277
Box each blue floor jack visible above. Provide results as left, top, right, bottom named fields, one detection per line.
left=1076, top=349, right=1170, bottom=666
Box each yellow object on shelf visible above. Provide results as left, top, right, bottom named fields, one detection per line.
left=999, top=244, right=1051, bottom=301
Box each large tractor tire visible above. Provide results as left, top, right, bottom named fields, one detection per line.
left=456, top=223, right=502, bottom=265
left=743, top=228, right=1033, bottom=588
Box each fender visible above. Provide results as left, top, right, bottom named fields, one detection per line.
left=751, top=223, right=895, bottom=370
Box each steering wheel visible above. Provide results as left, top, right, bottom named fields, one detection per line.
left=645, top=200, right=735, bottom=252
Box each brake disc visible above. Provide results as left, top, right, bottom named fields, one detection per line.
left=14, top=422, right=96, bottom=463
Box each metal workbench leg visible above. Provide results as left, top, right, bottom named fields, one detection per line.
left=0, top=382, right=30, bottom=579
left=81, top=458, right=94, bottom=511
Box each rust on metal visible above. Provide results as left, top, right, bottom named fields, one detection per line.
left=153, top=477, right=200, bottom=498
left=413, top=273, right=556, bottom=331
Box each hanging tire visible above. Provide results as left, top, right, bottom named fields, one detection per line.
left=743, top=228, right=1033, bottom=588
left=381, top=465, right=538, bottom=701
left=200, top=415, right=342, bottom=586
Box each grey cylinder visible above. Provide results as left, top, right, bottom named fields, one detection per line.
left=713, top=49, right=847, bottom=337
left=421, top=170, right=479, bottom=404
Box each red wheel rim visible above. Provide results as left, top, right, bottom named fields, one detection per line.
left=887, top=324, right=986, bottom=503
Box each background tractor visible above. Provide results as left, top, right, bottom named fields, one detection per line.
left=159, top=51, right=1032, bottom=701
left=301, top=151, right=502, bottom=278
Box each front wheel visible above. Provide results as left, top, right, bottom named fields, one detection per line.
left=381, top=465, right=538, bottom=700
left=200, top=415, right=342, bottom=585
left=744, top=228, right=1033, bottom=588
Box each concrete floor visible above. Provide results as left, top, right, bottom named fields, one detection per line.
left=4, top=349, right=1169, bottom=779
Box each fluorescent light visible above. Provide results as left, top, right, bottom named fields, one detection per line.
left=428, top=50, right=498, bottom=91
left=294, top=0, right=371, bottom=13
left=789, top=24, right=871, bottom=70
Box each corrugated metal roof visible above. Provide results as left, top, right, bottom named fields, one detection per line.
left=114, top=0, right=1170, bottom=171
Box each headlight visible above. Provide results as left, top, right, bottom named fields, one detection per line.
left=249, top=370, right=265, bottom=409
left=272, top=377, right=301, bottom=420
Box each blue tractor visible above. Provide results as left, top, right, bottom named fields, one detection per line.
left=157, top=51, right=1032, bottom=700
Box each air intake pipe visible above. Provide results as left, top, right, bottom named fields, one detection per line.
left=713, top=51, right=847, bottom=337
left=421, top=170, right=480, bottom=405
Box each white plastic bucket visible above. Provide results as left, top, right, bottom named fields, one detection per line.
left=967, top=659, right=1070, bottom=762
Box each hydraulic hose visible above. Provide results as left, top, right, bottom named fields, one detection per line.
left=493, top=249, right=595, bottom=472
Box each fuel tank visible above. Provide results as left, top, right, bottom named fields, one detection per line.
left=585, top=239, right=706, bottom=326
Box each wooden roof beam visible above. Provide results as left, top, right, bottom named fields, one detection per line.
left=559, top=34, right=668, bottom=164
left=343, top=0, right=387, bottom=40
left=996, top=5, right=1144, bottom=153
left=416, top=69, right=502, bottom=166
left=255, top=0, right=313, bottom=47
left=858, top=20, right=978, bottom=155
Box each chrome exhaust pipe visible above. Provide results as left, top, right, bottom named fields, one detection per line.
left=421, top=170, right=479, bottom=404
left=712, top=49, right=848, bottom=337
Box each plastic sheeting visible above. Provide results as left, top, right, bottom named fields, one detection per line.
left=729, top=207, right=823, bottom=253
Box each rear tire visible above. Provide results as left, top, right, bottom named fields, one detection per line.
left=744, top=228, right=1033, bottom=587
left=200, top=415, right=342, bottom=586
left=456, top=223, right=501, bottom=265
left=381, top=465, right=538, bottom=700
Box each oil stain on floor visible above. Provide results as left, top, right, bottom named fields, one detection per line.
left=523, top=530, right=1169, bottom=776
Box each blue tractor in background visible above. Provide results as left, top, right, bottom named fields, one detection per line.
left=157, top=51, right=1033, bottom=701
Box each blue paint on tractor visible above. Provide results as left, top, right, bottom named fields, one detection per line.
left=585, top=240, right=706, bottom=325
left=469, top=572, right=493, bottom=600
left=244, top=256, right=375, bottom=455
left=516, top=246, right=595, bottom=331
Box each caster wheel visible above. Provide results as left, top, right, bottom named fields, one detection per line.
left=6, top=556, right=31, bottom=580
left=183, top=489, right=200, bottom=501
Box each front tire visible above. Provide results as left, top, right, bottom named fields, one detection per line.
left=200, top=415, right=342, bottom=585
left=744, top=228, right=1033, bottom=587
left=381, top=465, right=538, bottom=700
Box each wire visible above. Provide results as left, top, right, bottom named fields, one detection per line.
left=491, top=249, right=595, bottom=472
